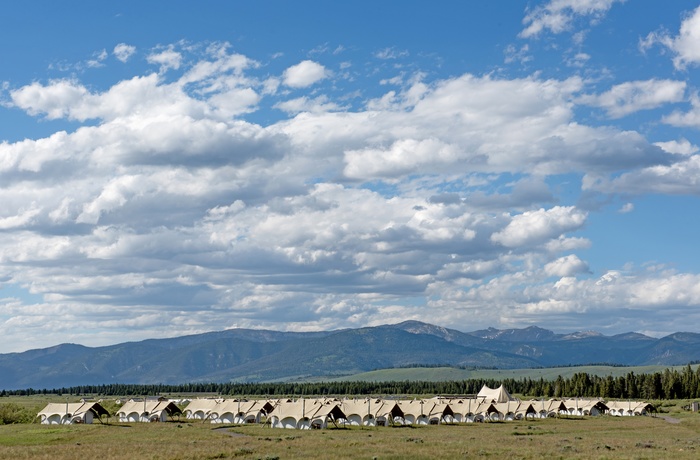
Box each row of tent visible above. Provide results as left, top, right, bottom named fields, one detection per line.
left=182, top=395, right=654, bottom=429
left=36, top=385, right=655, bottom=427
left=37, top=398, right=183, bottom=425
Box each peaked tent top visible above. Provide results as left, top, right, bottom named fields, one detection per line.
left=477, top=384, right=515, bottom=403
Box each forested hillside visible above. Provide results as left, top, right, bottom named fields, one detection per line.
left=4, top=364, right=699, bottom=400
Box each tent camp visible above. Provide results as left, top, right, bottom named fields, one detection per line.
left=117, top=398, right=182, bottom=422
left=37, top=401, right=109, bottom=425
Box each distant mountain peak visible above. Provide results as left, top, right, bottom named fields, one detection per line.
left=393, top=320, right=450, bottom=335
left=611, top=332, right=654, bottom=341
left=561, top=331, right=604, bottom=340
left=468, top=326, right=557, bottom=342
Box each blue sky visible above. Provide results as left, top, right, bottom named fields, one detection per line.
left=1, top=0, right=700, bottom=353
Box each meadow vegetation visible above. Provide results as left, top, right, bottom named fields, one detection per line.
left=2, top=367, right=700, bottom=458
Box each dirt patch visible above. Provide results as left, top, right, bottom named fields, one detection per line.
left=212, top=426, right=248, bottom=437
left=658, top=415, right=681, bottom=424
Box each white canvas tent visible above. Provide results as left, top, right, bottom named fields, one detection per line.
left=424, top=400, right=455, bottom=425
left=269, top=398, right=346, bottom=430
left=606, top=400, right=653, bottom=416
left=339, top=398, right=388, bottom=426
left=117, top=398, right=182, bottom=422
left=208, top=399, right=275, bottom=424
left=397, top=399, right=429, bottom=425
left=493, top=401, right=536, bottom=421
left=530, top=399, right=568, bottom=418
left=477, top=384, right=515, bottom=403
left=447, top=398, right=493, bottom=423
left=183, top=398, right=221, bottom=420
left=562, top=398, right=608, bottom=416
left=37, top=401, right=109, bottom=425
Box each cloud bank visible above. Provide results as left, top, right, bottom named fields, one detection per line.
left=1, top=2, right=699, bottom=352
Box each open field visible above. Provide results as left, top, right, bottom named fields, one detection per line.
left=332, top=364, right=700, bottom=383
left=2, top=412, right=700, bottom=459
left=1, top=396, right=700, bottom=459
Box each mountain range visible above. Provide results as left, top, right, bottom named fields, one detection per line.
left=2, top=321, right=700, bottom=390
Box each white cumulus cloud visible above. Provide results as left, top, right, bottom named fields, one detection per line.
left=113, top=43, right=136, bottom=63
left=491, top=206, right=588, bottom=248
left=282, top=60, right=328, bottom=88
left=520, top=0, right=624, bottom=38
left=147, top=47, right=182, bottom=72
left=641, top=5, right=700, bottom=70
left=577, top=79, right=686, bottom=118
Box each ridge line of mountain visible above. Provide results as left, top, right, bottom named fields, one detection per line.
left=1, top=321, right=699, bottom=390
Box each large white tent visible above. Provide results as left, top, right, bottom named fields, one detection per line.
left=477, top=384, right=516, bottom=403
left=183, top=398, right=221, bottom=420
left=209, top=399, right=275, bottom=424
left=268, top=398, right=346, bottom=430
left=338, top=398, right=387, bottom=426
left=117, top=398, right=182, bottom=422
left=37, top=401, right=109, bottom=425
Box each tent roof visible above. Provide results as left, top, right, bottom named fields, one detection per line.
left=449, top=398, right=492, bottom=415
left=562, top=398, right=608, bottom=412
left=397, top=399, right=428, bottom=417
left=38, top=402, right=109, bottom=419
left=271, top=398, right=346, bottom=421
left=477, top=384, right=515, bottom=403
left=530, top=399, right=567, bottom=412
left=425, top=401, right=454, bottom=418
left=117, top=399, right=182, bottom=416
left=184, top=398, right=221, bottom=413
left=212, top=399, right=262, bottom=415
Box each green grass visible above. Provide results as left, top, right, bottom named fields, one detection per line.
left=330, top=364, right=700, bottom=382
left=3, top=396, right=700, bottom=458
left=1, top=414, right=700, bottom=459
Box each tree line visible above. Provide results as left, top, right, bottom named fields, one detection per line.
left=2, top=365, right=700, bottom=400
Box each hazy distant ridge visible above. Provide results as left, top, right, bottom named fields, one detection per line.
left=1, top=321, right=699, bottom=390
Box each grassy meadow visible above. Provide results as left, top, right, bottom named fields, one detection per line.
left=333, top=364, right=700, bottom=383
left=1, top=396, right=700, bottom=459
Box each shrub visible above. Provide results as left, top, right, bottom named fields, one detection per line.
left=0, top=403, right=37, bottom=424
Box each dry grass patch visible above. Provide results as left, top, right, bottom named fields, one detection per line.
left=1, top=416, right=700, bottom=459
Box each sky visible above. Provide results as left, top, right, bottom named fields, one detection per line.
left=1, top=0, right=700, bottom=353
